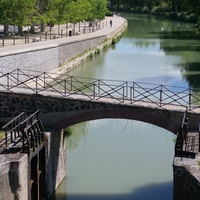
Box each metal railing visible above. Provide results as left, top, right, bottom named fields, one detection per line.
left=175, top=109, right=189, bottom=159
left=21, top=110, right=44, bottom=155
left=2, top=112, right=26, bottom=146
left=0, top=68, right=200, bottom=111
left=0, top=109, right=44, bottom=155
left=0, top=20, right=107, bottom=48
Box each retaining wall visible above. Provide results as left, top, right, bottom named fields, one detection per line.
left=0, top=35, right=106, bottom=75
left=0, top=16, right=127, bottom=76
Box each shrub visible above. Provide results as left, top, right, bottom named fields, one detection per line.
left=141, top=6, right=149, bottom=14
left=111, top=38, right=117, bottom=45
left=95, top=48, right=100, bottom=54
left=166, top=12, right=178, bottom=20
left=89, top=52, right=93, bottom=58
left=185, top=13, right=198, bottom=23
left=177, top=12, right=186, bottom=21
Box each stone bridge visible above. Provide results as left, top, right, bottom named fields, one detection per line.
left=1, top=69, right=200, bottom=200
left=0, top=69, right=200, bottom=134
left=0, top=90, right=197, bottom=134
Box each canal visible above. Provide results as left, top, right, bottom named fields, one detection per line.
left=50, top=14, right=200, bottom=200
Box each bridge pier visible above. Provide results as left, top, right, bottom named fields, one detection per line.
left=0, top=154, right=29, bottom=200
left=0, top=130, right=66, bottom=200
left=44, top=130, right=66, bottom=198
left=173, top=157, right=200, bottom=200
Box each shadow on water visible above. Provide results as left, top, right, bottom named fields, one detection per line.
left=52, top=181, right=173, bottom=200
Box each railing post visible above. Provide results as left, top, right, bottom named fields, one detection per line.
left=130, top=87, right=132, bottom=104
left=98, top=79, right=101, bottom=95
left=64, top=79, right=67, bottom=96
left=160, top=85, right=163, bottom=107
left=133, top=82, right=135, bottom=99
left=21, top=123, right=25, bottom=153
left=43, top=72, right=46, bottom=88
left=36, top=76, right=38, bottom=94
left=122, top=86, right=125, bottom=102
left=126, top=81, right=128, bottom=97
left=70, top=76, right=73, bottom=91
left=5, top=128, right=8, bottom=146
left=189, top=88, right=191, bottom=111
left=199, top=122, right=200, bottom=153
left=93, top=84, right=96, bottom=99
left=7, top=73, right=9, bottom=91
left=17, top=69, right=20, bottom=85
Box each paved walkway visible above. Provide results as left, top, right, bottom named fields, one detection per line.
left=0, top=15, right=127, bottom=56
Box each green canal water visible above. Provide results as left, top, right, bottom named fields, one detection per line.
left=50, top=14, right=200, bottom=200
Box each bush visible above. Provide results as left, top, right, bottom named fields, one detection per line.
left=166, top=12, right=178, bottom=20
left=111, top=38, right=117, bottom=45
left=151, top=3, right=171, bottom=16
left=95, top=48, right=100, bottom=54
left=89, top=52, right=93, bottom=58
left=134, top=7, right=143, bottom=13
left=141, top=6, right=149, bottom=14
left=185, top=13, right=198, bottom=23
left=177, top=12, right=186, bottom=21
left=150, top=6, right=160, bottom=15
left=160, top=2, right=171, bottom=12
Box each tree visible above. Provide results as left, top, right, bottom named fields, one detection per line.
left=0, top=0, right=36, bottom=35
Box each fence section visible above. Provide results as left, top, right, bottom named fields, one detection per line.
left=0, top=69, right=200, bottom=111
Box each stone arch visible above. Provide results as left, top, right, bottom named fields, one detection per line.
left=54, top=108, right=179, bottom=134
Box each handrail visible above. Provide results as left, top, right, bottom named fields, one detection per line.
left=175, top=109, right=188, bottom=159
left=185, top=136, right=195, bottom=152
left=2, top=112, right=26, bottom=146
left=21, top=110, right=44, bottom=154
left=1, top=109, right=44, bottom=155
left=0, top=69, right=200, bottom=111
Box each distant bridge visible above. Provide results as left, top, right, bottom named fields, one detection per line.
left=0, top=69, right=200, bottom=133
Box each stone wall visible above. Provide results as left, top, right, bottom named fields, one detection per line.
left=173, top=158, right=200, bottom=200
left=44, top=131, right=66, bottom=198
left=0, top=154, right=29, bottom=200
left=0, top=35, right=106, bottom=75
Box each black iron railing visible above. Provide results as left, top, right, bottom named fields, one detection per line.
left=0, top=109, right=44, bottom=155
left=0, top=68, right=200, bottom=111
left=21, top=110, right=44, bottom=155
left=175, top=109, right=189, bottom=159
left=2, top=112, right=26, bottom=146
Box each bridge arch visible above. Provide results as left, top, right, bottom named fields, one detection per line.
left=0, top=91, right=197, bottom=135
left=54, top=107, right=179, bottom=134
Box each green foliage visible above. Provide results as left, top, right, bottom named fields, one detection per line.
left=103, top=43, right=108, bottom=50
left=111, top=38, right=117, bottom=45
left=89, top=52, right=93, bottom=58
left=185, top=13, right=199, bottom=23
left=63, top=127, right=73, bottom=137
left=110, top=0, right=200, bottom=23
left=0, top=0, right=109, bottom=33
left=0, top=0, right=36, bottom=26
left=95, top=48, right=100, bottom=54
left=0, top=130, right=5, bottom=140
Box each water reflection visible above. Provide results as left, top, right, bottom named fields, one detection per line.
left=66, top=181, right=173, bottom=200
left=50, top=119, right=174, bottom=200
left=50, top=13, right=200, bottom=200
